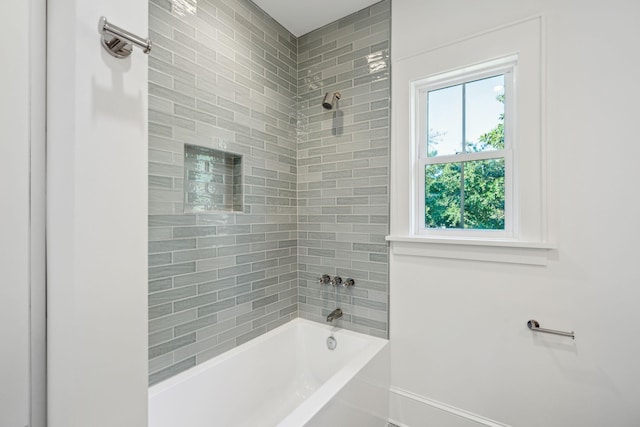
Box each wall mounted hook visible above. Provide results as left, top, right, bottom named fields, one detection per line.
left=98, top=16, right=152, bottom=58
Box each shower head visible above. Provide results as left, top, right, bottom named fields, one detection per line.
left=322, top=92, right=341, bottom=110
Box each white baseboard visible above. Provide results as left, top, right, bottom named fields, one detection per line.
left=389, top=387, right=512, bottom=427
left=387, top=418, right=411, bottom=427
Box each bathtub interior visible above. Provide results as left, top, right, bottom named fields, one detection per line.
left=149, top=318, right=389, bottom=427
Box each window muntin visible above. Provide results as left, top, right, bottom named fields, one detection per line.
left=414, top=59, right=516, bottom=237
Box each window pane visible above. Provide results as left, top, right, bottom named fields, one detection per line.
left=464, top=75, right=505, bottom=152
left=427, top=84, right=462, bottom=157
left=463, top=158, right=505, bottom=229
left=425, top=158, right=505, bottom=230
left=425, top=163, right=463, bottom=228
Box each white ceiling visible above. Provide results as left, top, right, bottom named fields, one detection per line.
left=252, top=0, right=381, bottom=37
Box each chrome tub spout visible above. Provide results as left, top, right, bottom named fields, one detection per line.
left=326, top=308, right=343, bottom=322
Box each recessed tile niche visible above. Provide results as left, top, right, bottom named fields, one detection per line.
left=183, top=144, right=243, bottom=213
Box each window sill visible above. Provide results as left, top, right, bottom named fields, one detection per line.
left=386, top=235, right=555, bottom=265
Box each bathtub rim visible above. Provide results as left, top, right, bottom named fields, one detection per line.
left=148, top=317, right=388, bottom=399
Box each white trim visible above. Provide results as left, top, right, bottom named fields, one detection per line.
left=29, top=0, right=47, bottom=425
left=391, top=16, right=546, bottom=261
left=1, top=2, right=32, bottom=424
left=390, top=387, right=513, bottom=427
left=386, top=235, right=554, bottom=248
left=411, top=54, right=518, bottom=91
left=387, top=419, right=410, bottom=427
left=412, top=57, right=517, bottom=238
left=539, top=16, right=549, bottom=242
left=394, top=15, right=544, bottom=63
left=387, top=236, right=553, bottom=265
left=1, top=1, right=46, bottom=425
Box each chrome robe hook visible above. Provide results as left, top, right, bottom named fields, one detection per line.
left=98, top=16, right=152, bottom=58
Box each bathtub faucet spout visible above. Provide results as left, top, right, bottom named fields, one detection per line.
left=326, top=308, right=343, bottom=322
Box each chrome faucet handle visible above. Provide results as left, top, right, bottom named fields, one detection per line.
left=331, top=276, right=342, bottom=286
left=342, top=278, right=355, bottom=287
left=318, top=274, right=331, bottom=285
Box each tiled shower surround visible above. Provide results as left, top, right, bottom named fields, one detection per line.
left=296, top=2, right=390, bottom=335
left=148, top=0, right=390, bottom=385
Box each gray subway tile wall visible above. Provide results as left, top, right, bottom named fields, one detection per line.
left=148, top=0, right=390, bottom=385
left=296, top=1, right=390, bottom=338
left=148, top=0, right=299, bottom=385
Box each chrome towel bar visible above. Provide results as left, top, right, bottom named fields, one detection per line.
left=527, top=319, right=574, bottom=339
left=98, top=16, right=151, bottom=58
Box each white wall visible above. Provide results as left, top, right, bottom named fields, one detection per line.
left=47, top=0, right=149, bottom=425
left=0, top=2, right=32, bottom=426
left=389, top=1, right=640, bottom=426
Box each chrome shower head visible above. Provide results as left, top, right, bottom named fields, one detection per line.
left=322, top=92, right=341, bottom=110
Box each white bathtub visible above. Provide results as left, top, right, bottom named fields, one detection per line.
left=149, top=318, right=390, bottom=427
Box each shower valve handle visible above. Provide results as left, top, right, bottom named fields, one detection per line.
left=331, top=276, right=342, bottom=286
left=318, top=274, right=331, bottom=285
left=342, top=278, right=355, bottom=287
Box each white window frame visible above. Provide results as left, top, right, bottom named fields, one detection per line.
left=388, top=17, right=553, bottom=265
left=411, top=56, right=518, bottom=238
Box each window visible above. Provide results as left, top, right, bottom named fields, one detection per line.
left=413, top=57, right=516, bottom=238
left=389, top=18, right=550, bottom=264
